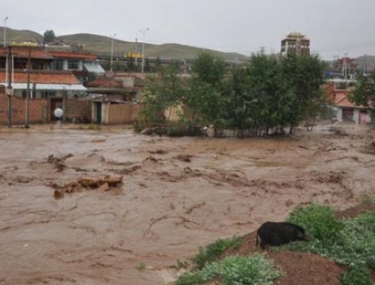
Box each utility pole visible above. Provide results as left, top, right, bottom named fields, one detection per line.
left=139, top=28, right=149, bottom=73
left=110, top=34, right=116, bottom=72
left=135, top=37, right=138, bottom=67
left=7, top=46, right=12, bottom=128
left=25, top=46, right=31, bottom=128
left=364, top=54, right=367, bottom=75
left=3, top=17, right=8, bottom=47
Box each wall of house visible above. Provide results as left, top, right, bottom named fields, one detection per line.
left=0, top=93, right=48, bottom=125
left=63, top=99, right=92, bottom=123
left=106, top=103, right=143, bottom=124
left=91, top=102, right=143, bottom=124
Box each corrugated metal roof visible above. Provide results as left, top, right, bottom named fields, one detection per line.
left=0, top=83, right=87, bottom=91
left=84, top=62, right=105, bottom=74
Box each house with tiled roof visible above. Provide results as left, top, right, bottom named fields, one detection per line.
left=0, top=46, right=105, bottom=84
left=325, top=82, right=372, bottom=125
left=0, top=70, right=86, bottom=99
left=48, top=51, right=105, bottom=83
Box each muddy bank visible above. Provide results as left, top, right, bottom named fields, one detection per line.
left=0, top=125, right=375, bottom=284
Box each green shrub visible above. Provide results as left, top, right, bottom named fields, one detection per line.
left=175, top=271, right=205, bottom=285
left=339, top=265, right=373, bottom=285
left=192, top=237, right=242, bottom=269
left=176, top=254, right=282, bottom=285
left=287, top=204, right=345, bottom=243
left=285, top=208, right=375, bottom=269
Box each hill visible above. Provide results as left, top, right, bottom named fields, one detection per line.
left=4, top=28, right=248, bottom=61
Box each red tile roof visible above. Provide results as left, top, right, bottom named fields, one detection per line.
left=0, top=47, right=53, bottom=59
left=0, top=71, right=80, bottom=84
left=49, top=51, right=97, bottom=60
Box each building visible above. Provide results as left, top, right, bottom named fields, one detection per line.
left=281, top=32, right=310, bottom=56
left=324, top=82, right=371, bottom=125
left=0, top=46, right=105, bottom=85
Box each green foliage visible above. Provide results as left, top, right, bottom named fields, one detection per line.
left=192, top=52, right=225, bottom=86
left=176, top=254, right=282, bottom=285
left=138, top=52, right=326, bottom=137
left=192, top=237, right=242, bottom=269
left=349, top=70, right=375, bottom=108
left=136, top=262, right=146, bottom=271
left=283, top=206, right=375, bottom=285
left=339, top=265, right=373, bottom=285
left=287, top=204, right=344, bottom=242
left=43, top=30, right=55, bottom=43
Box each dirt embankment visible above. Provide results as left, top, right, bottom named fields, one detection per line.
left=0, top=124, right=375, bottom=284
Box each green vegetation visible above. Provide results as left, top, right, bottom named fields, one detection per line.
left=176, top=254, right=282, bottom=285
left=339, top=265, right=373, bottom=285
left=349, top=69, right=375, bottom=108
left=287, top=204, right=344, bottom=242
left=43, top=30, right=56, bottom=43
left=282, top=205, right=375, bottom=284
left=136, top=262, right=146, bottom=271
left=178, top=203, right=375, bottom=285
left=192, top=237, right=242, bottom=269
left=139, top=51, right=327, bottom=137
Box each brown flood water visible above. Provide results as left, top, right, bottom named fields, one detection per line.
left=0, top=124, right=375, bottom=284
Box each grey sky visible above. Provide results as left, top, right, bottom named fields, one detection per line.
left=2, top=0, right=375, bottom=59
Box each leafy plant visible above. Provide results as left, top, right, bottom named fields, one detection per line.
left=287, top=204, right=344, bottom=242
left=339, top=265, right=373, bottom=285
left=192, top=237, right=242, bottom=269
left=177, top=254, right=281, bottom=285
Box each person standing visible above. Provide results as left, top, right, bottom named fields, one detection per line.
left=53, top=105, right=64, bottom=128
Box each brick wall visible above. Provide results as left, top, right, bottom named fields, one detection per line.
left=107, top=103, right=143, bottom=124
left=63, top=99, right=92, bottom=123
left=0, top=93, right=48, bottom=125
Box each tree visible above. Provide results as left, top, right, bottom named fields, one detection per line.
left=126, top=56, right=137, bottom=72
left=155, top=57, right=162, bottom=72
left=192, top=52, right=225, bottom=87
left=43, top=30, right=55, bottom=43
left=141, top=65, right=186, bottom=125
left=349, top=71, right=375, bottom=108
left=280, top=54, right=326, bottom=133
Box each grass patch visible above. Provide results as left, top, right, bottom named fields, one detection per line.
left=281, top=205, right=375, bottom=284
left=287, top=204, right=344, bottom=242
left=192, top=237, right=242, bottom=269
left=135, top=262, right=146, bottom=271
left=176, top=254, right=282, bottom=285
left=339, top=265, right=373, bottom=285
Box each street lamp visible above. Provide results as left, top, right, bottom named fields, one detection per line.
left=3, top=17, right=8, bottom=47
left=139, top=28, right=149, bottom=73
left=110, top=33, right=116, bottom=72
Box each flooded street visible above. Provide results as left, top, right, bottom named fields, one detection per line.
left=1, top=125, right=375, bottom=284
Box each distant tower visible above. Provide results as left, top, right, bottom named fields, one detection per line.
left=281, top=32, right=310, bottom=56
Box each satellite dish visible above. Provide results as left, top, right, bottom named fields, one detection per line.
left=54, top=107, right=63, bottom=119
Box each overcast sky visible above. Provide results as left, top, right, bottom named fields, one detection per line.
left=2, top=0, right=375, bottom=59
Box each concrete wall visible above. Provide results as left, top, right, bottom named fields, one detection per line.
left=107, top=103, right=143, bottom=124
left=91, top=102, right=143, bottom=124
left=63, top=99, right=92, bottom=122
left=0, top=93, right=48, bottom=125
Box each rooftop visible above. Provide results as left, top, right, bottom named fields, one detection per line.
left=0, top=71, right=81, bottom=84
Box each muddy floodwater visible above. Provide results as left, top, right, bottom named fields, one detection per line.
left=1, top=124, right=375, bottom=284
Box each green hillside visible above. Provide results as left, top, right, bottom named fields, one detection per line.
left=58, top=33, right=248, bottom=61
left=5, top=27, right=43, bottom=43
left=2, top=27, right=247, bottom=61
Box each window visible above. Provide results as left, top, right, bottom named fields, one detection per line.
left=54, top=60, right=64, bottom=70
left=41, top=91, right=56, bottom=98
left=68, top=60, right=79, bottom=69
